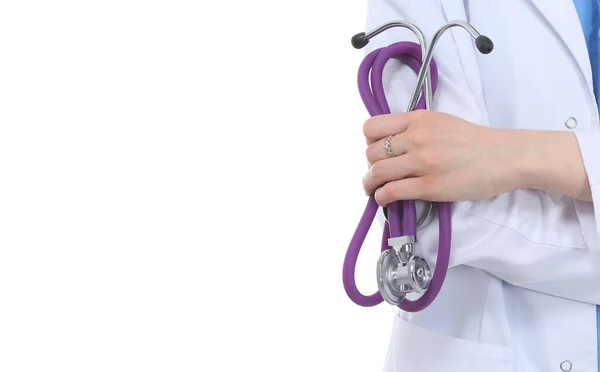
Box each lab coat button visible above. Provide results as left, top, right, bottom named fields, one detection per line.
left=560, top=360, right=572, bottom=372
left=565, top=117, right=577, bottom=129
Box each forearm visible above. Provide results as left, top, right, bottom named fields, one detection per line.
left=503, top=129, right=592, bottom=202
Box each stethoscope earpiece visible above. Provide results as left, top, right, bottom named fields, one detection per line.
left=351, top=32, right=369, bottom=49
left=475, top=35, right=494, bottom=54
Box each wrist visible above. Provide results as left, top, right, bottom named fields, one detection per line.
left=508, top=129, right=590, bottom=199
left=506, top=129, right=544, bottom=190
left=485, top=128, right=535, bottom=192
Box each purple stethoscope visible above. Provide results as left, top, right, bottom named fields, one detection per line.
left=342, top=20, right=494, bottom=311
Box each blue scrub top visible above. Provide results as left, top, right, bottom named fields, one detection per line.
left=574, top=0, right=600, bottom=100
left=572, top=0, right=600, bottom=368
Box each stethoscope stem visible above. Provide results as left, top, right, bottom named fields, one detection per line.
left=407, top=20, right=493, bottom=111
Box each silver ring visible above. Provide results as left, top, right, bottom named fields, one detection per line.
left=383, top=135, right=395, bottom=158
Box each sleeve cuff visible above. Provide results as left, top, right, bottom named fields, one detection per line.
left=573, top=131, right=600, bottom=252
left=574, top=132, right=600, bottom=186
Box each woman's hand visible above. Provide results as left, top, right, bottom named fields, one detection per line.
left=362, top=110, right=528, bottom=206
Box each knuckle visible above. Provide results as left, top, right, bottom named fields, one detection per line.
left=418, top=183, right=435, bottom=201
left=411, top=109, right=429, bottom=123
left=416, top=177, right=438, bottom=200
left=416, top=183, right=430, bottom=200
left=407, top=128, right=426, bottom=147
left=362, top=117, right=373, bottom=138
left=375, top=187, right=388, bottom=206
left=415, top=150, right=435, bottom=169
left=365, top=144, right=375, bottom=163
left=369, top=161, right=385, bottom=182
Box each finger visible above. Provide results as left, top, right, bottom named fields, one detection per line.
left=374, top=177, right=431, bottom=207
left=363, top=155, right=421, bottom=196
left=363, top=111, right=424, bottom=144
left=366, top=132, right=411, bottom=165
left=363, top=114, right=409, bottom=144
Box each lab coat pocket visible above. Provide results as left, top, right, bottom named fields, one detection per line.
left=383, top=314, right=515, bottom=372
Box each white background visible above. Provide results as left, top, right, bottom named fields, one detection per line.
left=0, top=1, right=399, bottom=371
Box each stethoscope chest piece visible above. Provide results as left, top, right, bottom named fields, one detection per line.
left=377, top=236, right=432, bottom=306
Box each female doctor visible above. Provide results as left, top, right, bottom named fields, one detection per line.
left=361, top=0, right=600, bottom=371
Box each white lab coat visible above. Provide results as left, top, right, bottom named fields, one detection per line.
left=363, top=0, right=600, bottom=371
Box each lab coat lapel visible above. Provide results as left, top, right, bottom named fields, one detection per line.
left=527, top=0, right=593, bottom=93
left=438, top=0, right=489, bottom=124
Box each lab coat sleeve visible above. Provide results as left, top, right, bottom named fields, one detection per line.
left=574, top=132, right=600, bottom=249
left=363, top=0, right=600, bottom=304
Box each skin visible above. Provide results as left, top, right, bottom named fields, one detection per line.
left=362, top=110, right=592, bottom=207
